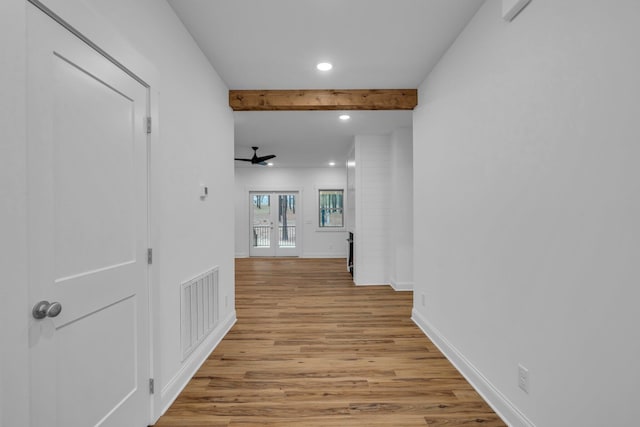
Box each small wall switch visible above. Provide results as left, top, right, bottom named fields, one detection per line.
left=518, top=364, right=530, bottom=393
left=199, top=184, right=208, bottom=199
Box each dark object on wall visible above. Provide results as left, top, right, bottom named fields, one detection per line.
left=235, top=146, right=276, bottom=165
left=347, top=232, right=354, bottom=277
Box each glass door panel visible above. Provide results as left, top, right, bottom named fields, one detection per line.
left=278, top=194, right=296, bottom=249
left=252, top=194, right=271, bottom=249
left=249, top=192, right=299, bottom=257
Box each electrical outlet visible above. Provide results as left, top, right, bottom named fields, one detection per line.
left=225, top=295, right=229, bottom=308
left=421, top=293, right=426, bottom=307
left=518, top=364, right=529, bottom=393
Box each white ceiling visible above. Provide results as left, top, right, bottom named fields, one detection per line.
left=167, top=0, right=484, bottom=168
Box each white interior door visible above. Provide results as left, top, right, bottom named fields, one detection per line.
left=27, top=5, right=150, bottom=426
left=249, top=192, right=299, bottom=257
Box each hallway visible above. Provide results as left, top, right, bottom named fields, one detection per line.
left=154, top=258, right=504, bottom=426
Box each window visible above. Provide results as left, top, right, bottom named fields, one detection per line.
left=318, top=189, right=344, bottom=228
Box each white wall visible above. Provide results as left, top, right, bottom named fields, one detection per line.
left=346, top=145, right=356, bottom=233
left=412, top=1, right=640, bottom=426
left=352, top=132, right=414, bottom=288
left=1, top=0, right=236, bottom=423
left=354, top=135, right=391, bottom=285
left=82, top=0, right=236, bottom=419
left=235, top=167, right=348, bottom=258
left=389, top=128, right=413, bottom=291
left=0, top=1, right=29, bottom=426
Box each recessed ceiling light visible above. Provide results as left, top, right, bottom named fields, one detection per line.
left=339, top=114, right=350, bottom=121
left=329, top=162, right=336, bottom=167
left=317, top=62, right=333, bottom=71
left=267, top=162, right=274, bottom=167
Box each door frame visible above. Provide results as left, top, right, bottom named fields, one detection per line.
left=247, top=187, right=303, bottom=257
left=25, top=0, right=159, bottom=423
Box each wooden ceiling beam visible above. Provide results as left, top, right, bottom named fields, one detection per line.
left=229, top=89, right=418, bottom=111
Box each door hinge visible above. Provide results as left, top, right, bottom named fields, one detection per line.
left=146, top=117, right=152, bottom=134
left=149, top=378, right=155, bottom=394
left=147, top=248, right=153, bottom=265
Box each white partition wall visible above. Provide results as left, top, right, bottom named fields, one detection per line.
left=389, top=128, right=413, bottom=291
left=348, top=132, right=413, bottom=288
left=412, top=1, right=640, bottom=425
left=353, top=135, right=391, bottom=285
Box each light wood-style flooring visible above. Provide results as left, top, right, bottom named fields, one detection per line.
left=153, top=258, right=505, bottom=427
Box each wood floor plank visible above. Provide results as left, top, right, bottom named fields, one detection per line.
left=152, top=258, right=505, bottom=427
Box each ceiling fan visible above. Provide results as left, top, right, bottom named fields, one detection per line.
left=234, top=146, right=276, bottom=166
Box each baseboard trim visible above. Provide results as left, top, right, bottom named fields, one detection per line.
left=354, top=282, right=388, bottom=287
left=155, top=310, right=237, bottom=422
left=390, top=278, right=413, bottom=291
left=302, top=252, right=348, bottom=258
left=237, top=254, right=347, bottom=259
left=411, top=309, right=535, bottom=427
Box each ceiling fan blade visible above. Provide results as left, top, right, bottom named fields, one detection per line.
left=236, top=147, right=276, bottom=165
left=254, top=154, right=276, bottom=163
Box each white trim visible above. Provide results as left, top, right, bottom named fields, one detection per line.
left=245, top=185, right=303, bottom=193
left=154, top=310, right=236, bottom=423
left=235, top=252, right=249, bottom=258
left=389, top=279, right=413, bottom=291
left=502, top=0, right=532, bottom=22
left=302, top=252, right=348, bottom=259
left=34, top=0, right=158, bottom=85
left=355, top=282, right=389, bottom=287
left=411, top=309, right=535, bottom=427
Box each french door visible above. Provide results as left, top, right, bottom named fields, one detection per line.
left=249, top=192, right=300, bottom=257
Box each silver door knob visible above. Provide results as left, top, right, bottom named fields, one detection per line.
left=32, top=300, right=62, bottom=319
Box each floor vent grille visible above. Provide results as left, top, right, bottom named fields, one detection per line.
left=181, top=267, right=219, bottom=360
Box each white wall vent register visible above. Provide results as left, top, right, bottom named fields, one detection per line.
left=181, top=267, right=219, bottom=360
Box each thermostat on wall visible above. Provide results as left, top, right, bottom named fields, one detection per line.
left=200, top=184, right=208, bottom=199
